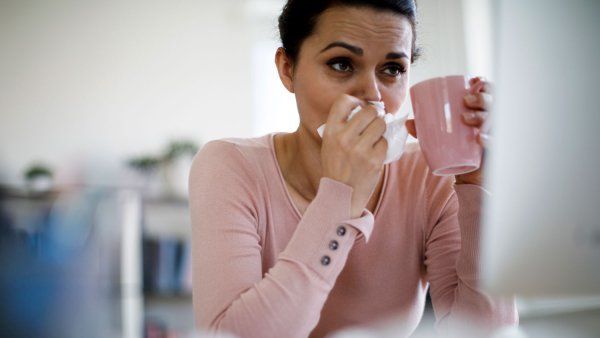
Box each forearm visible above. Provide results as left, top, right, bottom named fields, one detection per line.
left=194, top=178, right=374, bottom=338
left=442, top=184, right=518, bottom=331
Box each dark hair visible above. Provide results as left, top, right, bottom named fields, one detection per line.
left=278, top=0, right=420, bottom=64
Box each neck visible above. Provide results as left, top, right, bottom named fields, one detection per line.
left=275, top=124, right=387, bottom=213
left=277, top=124, right=324, bottom=200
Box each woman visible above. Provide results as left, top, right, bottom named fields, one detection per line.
left=189, top=1, right=517, bottom=337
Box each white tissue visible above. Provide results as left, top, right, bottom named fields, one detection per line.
left=317, top=101, right=409, bottom=164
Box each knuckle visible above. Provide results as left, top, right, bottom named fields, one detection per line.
left=356, top=106, right=374, bottom=119
left=337, top=133, right=353, bottom=151
left=469, top=94, right=487, bottom=110
left=365, top=107, right=378, bottom=118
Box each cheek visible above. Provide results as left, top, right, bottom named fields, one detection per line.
left=294, top=68, right=342, bottom=123
left=383, top=77, right=409, bottom=114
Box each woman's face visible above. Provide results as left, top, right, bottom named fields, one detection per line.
left=291, top=6, right=413, bottom=135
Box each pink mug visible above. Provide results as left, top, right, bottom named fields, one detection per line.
left=410, top=75, right=483, bottom=176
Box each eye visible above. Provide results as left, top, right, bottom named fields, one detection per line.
left=327, top=58, right=354, bottom=73
left=381, top=63, right=406, bottom=77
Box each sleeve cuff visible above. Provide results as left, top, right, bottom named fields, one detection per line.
left=318, top=178, right=375, bottom=242
left=278, top=177, right=375, bottom=284
left=345, top=209, right=375, bottom=243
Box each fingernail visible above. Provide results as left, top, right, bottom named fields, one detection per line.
left=465, top=94, right=477, bottom=104
left=463, top=112, right=477, bottom=121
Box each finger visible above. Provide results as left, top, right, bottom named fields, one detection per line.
left=469, top=76, right=483, bottom=87
left=373, top=137, right=388, bottom=163
left=469, top=76, right=492, bottom=92
left=470, top=78, right=493, bottom=94
left=344, top=105, right=380, bottom=137
left=464, top=92, right=492, bottom=111
left=327, top=94, right=363, bottom=125
left=469, top=76, right=486, bottom=85
left=405, top=119, right=417, bottom=138
left=356, top=116, right=386, bottom=150
left=462, top=111, right=488, bottom=127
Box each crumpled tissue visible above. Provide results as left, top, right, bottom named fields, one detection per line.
left=317, top=101, right=409, bottom=164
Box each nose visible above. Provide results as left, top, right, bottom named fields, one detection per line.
left=353, top=72, right=382, bottom=103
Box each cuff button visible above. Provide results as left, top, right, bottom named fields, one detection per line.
left=329, top=240, right=339, bottom=250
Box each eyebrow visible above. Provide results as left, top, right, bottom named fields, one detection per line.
left=319, top=41, right=409, bottom=60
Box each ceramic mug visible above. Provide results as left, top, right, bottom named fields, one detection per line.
left=410, top=75, right=483, bottom=176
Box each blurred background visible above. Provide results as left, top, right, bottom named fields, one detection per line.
left=8, top=0, right=593, bottom=337
left=0, top=0, right=494, bottom=187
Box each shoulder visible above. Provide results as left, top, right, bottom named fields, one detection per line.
left=194, top=135, right=270, bottom=164
left=191, top=135, right=271, bottom=174
left=189, top=135, right=273, bottom=191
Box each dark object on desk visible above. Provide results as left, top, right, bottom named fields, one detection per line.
left=0, top=188, right=61, bottom=337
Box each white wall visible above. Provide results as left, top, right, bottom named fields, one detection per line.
left=0, top=0, right=481, bottom=185
left=0, top=0, right=263, bottom=184
left=461, top=0, right=495, bottom=79
left=412, top=0, right=469, bottom=82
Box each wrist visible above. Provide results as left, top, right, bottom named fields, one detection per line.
left=454, top=174, right=483, bottom=186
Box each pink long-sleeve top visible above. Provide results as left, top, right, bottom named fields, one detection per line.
left=189, top=133, right=517, bottom=338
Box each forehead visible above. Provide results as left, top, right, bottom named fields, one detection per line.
left=308, top=6, right=413, bottom=53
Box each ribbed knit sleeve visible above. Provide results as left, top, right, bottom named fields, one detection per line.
left=423, top=181, right=518, bottom=335
left=189, top=140, right=374, bottom=338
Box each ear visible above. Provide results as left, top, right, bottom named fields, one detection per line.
left=275, top=47, right=295, bottom=93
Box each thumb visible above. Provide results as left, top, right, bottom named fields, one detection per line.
left=405, top=119, right=417, bottom=139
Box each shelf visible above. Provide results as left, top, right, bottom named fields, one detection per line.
left=145, top=293, right=192, bottom=302
left=145, top=294, right=195, bottom=334
left=143, top=198, right=191, bottom=240
left=517, top=296, right=600, bottom=318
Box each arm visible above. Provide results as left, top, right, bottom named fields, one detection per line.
left=424, top=182, right=518, bottom=335
left=189, top=141, right=374, bottom=338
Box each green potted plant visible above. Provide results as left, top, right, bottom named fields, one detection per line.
left=24, top=163, right=54, bottom=193
left=127, top=156, right=162, bottom=173
left=163, top=140, right=199, bottom=198
left=127, top=155, right=164, bottom=197
left=164, top=141, right=198, bottom=162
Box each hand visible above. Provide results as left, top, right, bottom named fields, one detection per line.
left=321, top=94, right=387, bottom=218
left=405, top=76, right=492, bottom=186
